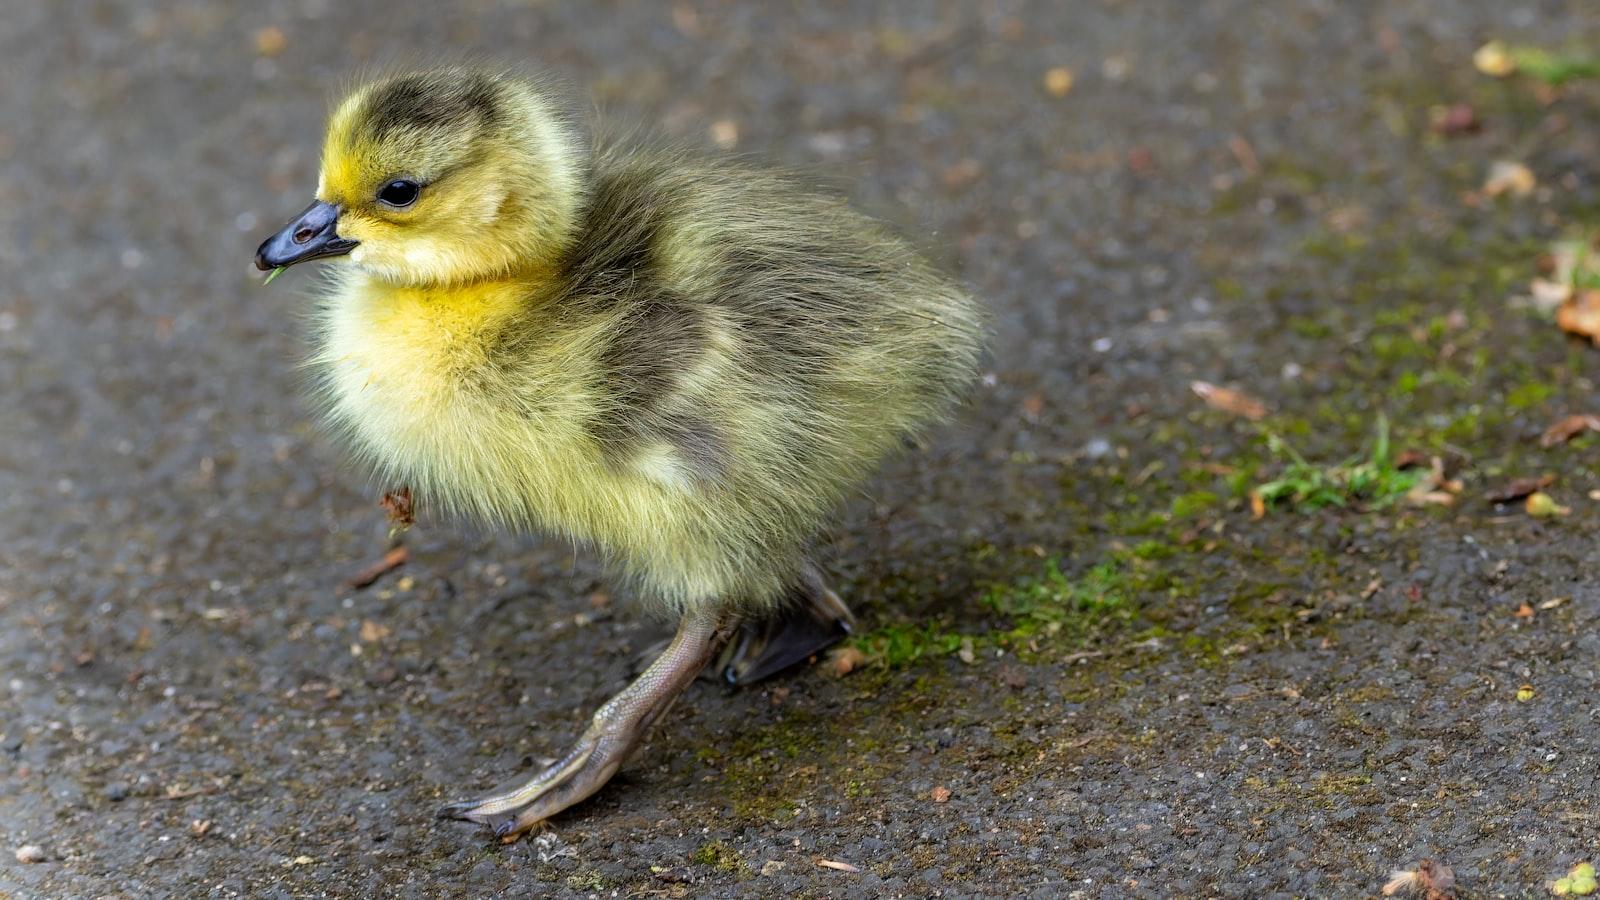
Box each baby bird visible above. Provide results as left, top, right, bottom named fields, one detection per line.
left=255, top=68, right=983, bottom=838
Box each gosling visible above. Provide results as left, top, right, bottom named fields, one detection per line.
left=254, top=68, right=983, bottom=839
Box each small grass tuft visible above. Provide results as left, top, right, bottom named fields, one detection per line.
left=1509, top=45, right=1600, bottom=86
left=1553, top=232, right=1600, bottom=292
left=850, top=622, right=965, bottom=669
left=1170, top=490, right=1220, bottom=518
left=1254, top=414, right=1423, bottom=512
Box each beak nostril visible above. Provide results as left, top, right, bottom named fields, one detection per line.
left=258, top=200, right=352, bottom=268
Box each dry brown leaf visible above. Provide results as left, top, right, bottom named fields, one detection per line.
left=1485, top=474, right=1555, bottom=503
left=1417, top=859, right=1456, bottom=899
left=1533, top=240, right=1594, bottom=304
left=930, top=786, right=951, bottom=803
left=1249, top=490, right=1266, bottom=520
left=1383, top=859, right=1455, bottom=898
left=380, top=487, right=415, bottom=531
left=1539, top=596, right=1568, bottom=610
left=1540, top=413, right=1600, bottom=447
left=1483, top=160, right=1536, bottom=198
left=1394, top=449, right=1430, bottom=470
left=816, top=858, right=861, bottom=873
left=1523, top=239, right=1593, bottom=313
left=359, top=619, right=390, bottom=643
left=1530, top=278, right=1573, bottom=313
left=1514, top=602, right=1535, bottom=620
left=1020, top=393, right=1045, bottom=419
left=1228, top=135, right=1261, bottom=175
left=1191, top=381, right=1268, bottom=421
left=254, top=26, right=287, bottom=57
left=1557, top=290, right=1600, bottom=345
left=1406, top=457, right=1462, bottom=507
left=941, top=158, right=982, bottom=189
left=1409, top=491, right=1458, bottom=507
left=1428, top=103, right=1480, bottom=137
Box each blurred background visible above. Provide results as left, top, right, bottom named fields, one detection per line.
left=5, top=1, right=1600, bottom=896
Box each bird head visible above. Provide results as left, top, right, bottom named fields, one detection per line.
left=255, top=68, right=582, bottom=286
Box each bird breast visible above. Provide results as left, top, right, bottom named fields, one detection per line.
left=311, top=276, right=663, bottom=532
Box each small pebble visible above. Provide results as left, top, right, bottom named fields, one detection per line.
left=105, top=781, right=129, bottom=802
left=830, top=646, right=867, bottom=676
left=1082, top=437, right=1113, bottom=459
left=254, top=26, right=287, bottom=57
left=1043, top=66, right=1074, bottom=97
left=15, top=845, right=45, bottom=864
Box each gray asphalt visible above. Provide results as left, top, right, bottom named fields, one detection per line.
left=4, top=1, right=1600, bottom=897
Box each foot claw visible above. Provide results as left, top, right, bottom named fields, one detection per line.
left=439, top=798, right=525, bottom=840
left=436, top=800, right=475, bottom=821
left=437, top=769, right=587, bottom=839
left=436, top=797, right=502, bottom=824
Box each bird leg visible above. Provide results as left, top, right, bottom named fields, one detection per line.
left=438, top=611, right=732, bottom=840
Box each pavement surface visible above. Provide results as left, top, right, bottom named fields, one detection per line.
left=4, top=1, right=1600, bottom=897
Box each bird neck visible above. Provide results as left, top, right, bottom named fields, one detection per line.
left=344, top=269, right=553, bottom=347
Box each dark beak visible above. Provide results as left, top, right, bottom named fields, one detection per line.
left=254, top=200, right=359, bottom=271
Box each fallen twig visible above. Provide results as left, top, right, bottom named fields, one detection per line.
left=343, top=546, right=408, bottom=591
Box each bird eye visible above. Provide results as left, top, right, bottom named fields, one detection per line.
left=377, top=179, right=420, bottom=208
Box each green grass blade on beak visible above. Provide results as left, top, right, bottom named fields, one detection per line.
left=261, top=266, right=287, bottom=286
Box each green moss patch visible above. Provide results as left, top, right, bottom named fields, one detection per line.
left=1254, top=416, right=1424, bottom=512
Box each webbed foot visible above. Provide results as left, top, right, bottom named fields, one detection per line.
left=439, top=612, right=730, bottom=840
left=717, top=565, right=854, bottom=685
